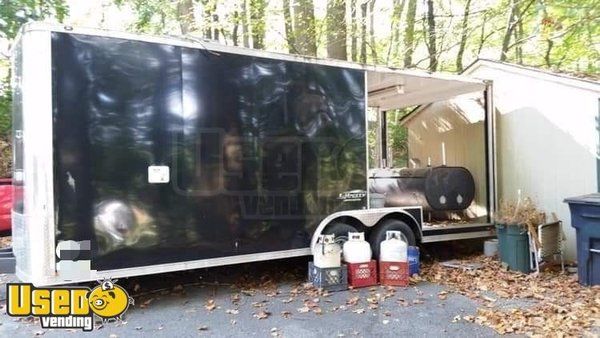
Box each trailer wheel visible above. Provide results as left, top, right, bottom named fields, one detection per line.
left=322, top=222, right=357, bottom=245
left=368, top=219, right=416, bottom=259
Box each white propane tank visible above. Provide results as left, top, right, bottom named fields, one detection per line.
left=379, top=231, right=408, bottom=262
left=313, top=234, right=342, bottom=268
left=342, top=232, right=372, bottom=263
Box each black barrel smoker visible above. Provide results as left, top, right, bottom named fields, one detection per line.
left=369, top=166, right=476, bottom=218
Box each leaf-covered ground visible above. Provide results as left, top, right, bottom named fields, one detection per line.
left=0, top=255, right=598, bottom=337
left=421, top=256, right=600, bottom=337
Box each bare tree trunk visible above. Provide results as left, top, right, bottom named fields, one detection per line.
left=515, top=19, right=524, bottom=64
left=213, top=12, right=220, bottom=41
left=327, top=0, right=348, bottom=60
left=544, top=39, right=553, bottom=67
left=456, top=0, right=472, bottom=71
left=202, top=0, right=215, bottom=39
left=177, top=0, right=195, bottom=35
left=540, top=1, right=552, bottom=67
left=477, top=11, right=487, bottom=56
left=426, top=0, right=437, bottom=71
left=232, top=10, right=240, bottom=46
left=350, top=0, right=357, bottom=61
left=283, top=0, right=296, bottom=53
left=293, top=0, right=317, bottom=56
left=386, top=0, right=406, bottom=64
left=241, top=0, right=250, bottom=47
left=368, top=0, right=377, bottom=63
left=403, top=0, right=417, bottom=67
left=501, top=0, right=535, bottom=61
left=359, top=0, right=367, bottom=63
left=500, top=0, right=518, bottom=61
left=250, top=0, right=266, bottom=49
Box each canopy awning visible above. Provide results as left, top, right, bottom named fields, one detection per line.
left=366, top=67, right=487, bottom=110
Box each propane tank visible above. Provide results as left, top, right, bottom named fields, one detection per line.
left=408, top=246, right=420, bottom=276
left=342, top=232, right=372, bottom=263
left=313, top=234, right=342, bottom=268
left=379, top=231, right=408, bottom=262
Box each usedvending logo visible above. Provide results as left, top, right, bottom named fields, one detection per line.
left=338, top=190, right=367, bottom=201
left=6, top=279, right=134, bottom=331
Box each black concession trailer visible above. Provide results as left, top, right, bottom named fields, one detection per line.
left=11, top=23, right=496, bottom=285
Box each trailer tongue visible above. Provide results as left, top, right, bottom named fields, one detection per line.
left=12, top=23, right=495, bottom=286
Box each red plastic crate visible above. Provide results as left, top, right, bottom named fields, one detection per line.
left=379, top=261, right=409, bottom=286
left=347, top=260, right=378, bottom=288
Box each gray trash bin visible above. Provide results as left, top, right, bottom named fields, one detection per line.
left=564, top=194, right=600, bottom=286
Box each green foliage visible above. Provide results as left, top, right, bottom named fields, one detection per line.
left=0, top=0, right=68, bottom=39
left=0, top=76, right=11, bottom=137
left=387, top=109, right=410, bottom=168
left=113, top=0, right=598, bottom=76
left=366, top=107, right=412, bottom=169
left=115, top=0, right=179, bottom=34
left=0, top=0, right=69, bottom=166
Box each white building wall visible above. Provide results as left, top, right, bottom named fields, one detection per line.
left=468, top=62, right=600, bottom=260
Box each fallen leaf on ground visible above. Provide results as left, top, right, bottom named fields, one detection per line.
left=241, top=289, right=255, bottom=296
left=297, top=306, right=310, bottom=313
left=481, top=295, right=496, bottom=302
left=254, top=311, right=271, bottom=320
left=140, top=298, right=154, bottom=309
left=346, top=297, right=359, bottom=306
left=204, top=299, right=216, bottom=311
left=421, top=255, right=599, bottom=336
left=252, top=300, right=268, bottom=308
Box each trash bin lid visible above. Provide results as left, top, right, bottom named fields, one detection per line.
left=564, top=193, right=600, bottom=205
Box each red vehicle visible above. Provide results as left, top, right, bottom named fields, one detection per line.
left=0, top=178, right=11, bottom=233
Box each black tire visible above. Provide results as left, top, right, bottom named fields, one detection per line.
left=322, top=222, right=358, bottom=245
left=368, top=219, right=417, bottom=259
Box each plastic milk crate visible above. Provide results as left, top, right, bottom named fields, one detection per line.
left=347, top=260, right=378, bottom=288
left=379, top=261, right=409, bottom=286
left=308, top=262, right=348, bottom=292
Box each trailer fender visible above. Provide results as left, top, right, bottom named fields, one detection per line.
left=310, top=207, right=422, bottom=254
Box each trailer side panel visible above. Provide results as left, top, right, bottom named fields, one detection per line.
left=51, top=32, right=366, bottom=271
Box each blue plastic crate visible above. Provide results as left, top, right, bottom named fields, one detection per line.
left=308, top=262, right=348, bottom=292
